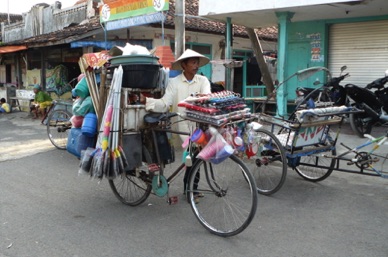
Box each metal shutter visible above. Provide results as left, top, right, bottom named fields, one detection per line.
left=328, top=20, right=388, bottom=87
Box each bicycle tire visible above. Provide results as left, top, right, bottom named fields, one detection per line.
left=46, top=109, right=72, bottom=150
left=109, top=146, right=152, bottom=206
left=244, top=128, right=287, bottom=195
left=187, top=155, right=258, bottom=237
left=294, top=148, right=336, bottom=182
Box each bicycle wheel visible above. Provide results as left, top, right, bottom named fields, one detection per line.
left=46, top=109, right=72, bottom=150
left=244, top=129, right=287, bottom=195
left=294, top=148, right=336, bottom=182
left=109, top=146, right=152, bottom=206
left=187, top=155, right=258, bottom=237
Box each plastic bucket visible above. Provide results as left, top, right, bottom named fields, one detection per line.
left=108, top=64, right=161, bottom=89
left=67, top=128, right=96, bottom=158
left=67, top=128, right=82, bottom=158
left=82, top=113, right=98, bottom=137
left=77, top=134, right=96, bottom=156
left=74, top=77, right=90, bottom=98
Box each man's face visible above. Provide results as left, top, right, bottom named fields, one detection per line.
left=182, top=57, right=200, bottom=75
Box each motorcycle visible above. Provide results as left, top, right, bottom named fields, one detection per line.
left=294, top=66, right=349, bottom=109
left=345, top=72, right=388, bottom=137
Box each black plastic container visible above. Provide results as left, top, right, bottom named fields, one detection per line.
left=109, top=64, right=161, bottom=89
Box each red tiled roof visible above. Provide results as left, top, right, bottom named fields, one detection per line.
left=1, top=0, right=277, bottom=47
left=162, top=0, right=278, bottom=41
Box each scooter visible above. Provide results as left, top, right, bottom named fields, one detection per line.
left=345, top=71, right=388, bottom=137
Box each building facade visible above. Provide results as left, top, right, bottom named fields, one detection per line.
left=199, top=0, right=388, bottom=116
left=0, top=0, right=277, bottom=107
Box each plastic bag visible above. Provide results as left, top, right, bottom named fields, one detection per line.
left=197, top=127, right=234, bottom=164
left=73, top=96, right=95, bottom=116
left=79, top=147, right=97, bottom=175
left=70, top=115, right=84, bottom=128
left=121, top=43, right=150, bottom=55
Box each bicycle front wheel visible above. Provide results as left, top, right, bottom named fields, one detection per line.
left=187, top=155, right=258, bottom=237
left=46, top=109, right=72, bottom=150
left=244, top=129, right=287, bottom=195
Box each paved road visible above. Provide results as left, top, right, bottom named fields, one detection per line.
left=0, top=111, right=387, bottom=257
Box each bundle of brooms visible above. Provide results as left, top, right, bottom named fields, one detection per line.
left=78, top=60, right=128, bottom=179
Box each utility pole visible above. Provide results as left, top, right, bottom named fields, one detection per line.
left=174, top=0, right=185, bottom=58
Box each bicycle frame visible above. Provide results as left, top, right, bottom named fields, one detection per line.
left=147, top=125, right=190, bottom=183
left=331, top=132, right=388, bottom=178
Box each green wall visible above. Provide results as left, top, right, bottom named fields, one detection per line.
left=284, top=21, right=328, bottom=100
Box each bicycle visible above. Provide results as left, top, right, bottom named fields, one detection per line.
left=108, top=111, right=258, bottom=237
left=45, top=100, right=73, bottom=149
left=324, top=130, right=388, bottom=178
left=43, top=77, right=78, bottom=149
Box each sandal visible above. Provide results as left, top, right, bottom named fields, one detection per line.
left=194, top=192, right=204, bottom=198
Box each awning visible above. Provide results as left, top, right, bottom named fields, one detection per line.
left=0, top=45, right=27, bottom=54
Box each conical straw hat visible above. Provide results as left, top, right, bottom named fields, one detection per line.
left=171, top=49, right=209, bottom=70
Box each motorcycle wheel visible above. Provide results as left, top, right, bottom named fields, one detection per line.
left=349, top=112, right=374, bottom=138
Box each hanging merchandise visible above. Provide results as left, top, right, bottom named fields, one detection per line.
left=178, top=90, right=252, bottom=127
left=73, top=96, right=96, bottom=116
left=80, top=65, right=118, bottom=179
left=177, top=91, right=253, bottom=164
left=83, top=65, right=128, bottom=179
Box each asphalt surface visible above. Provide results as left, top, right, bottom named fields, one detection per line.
left=0, top=111, right=387, bottom=257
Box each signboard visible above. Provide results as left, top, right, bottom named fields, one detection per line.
left=105, top=12, right=165, bottom=31
left=100, top=0, right=169, bottom=23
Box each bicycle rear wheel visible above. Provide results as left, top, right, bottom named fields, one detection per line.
left=109, top=146, right=152, bottom=206
left=244, top=129, right=287, bottom=195
left=46, top=109, right=72, bottom=150
left=187, top=155, right=258, bottom=237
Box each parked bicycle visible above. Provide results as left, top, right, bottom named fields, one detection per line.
left=45, top=100, right=73, bottom=149
left=43, top=77, right=77, bottom=149
left=108, top=111, right=258, bottom=237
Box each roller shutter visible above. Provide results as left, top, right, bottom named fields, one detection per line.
left=328, top=20, right=388, bottom=87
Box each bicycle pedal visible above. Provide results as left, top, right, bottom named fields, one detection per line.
left=346, top=161, right=355, bottom=166
left=168, top=196, right=178, bottom=205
